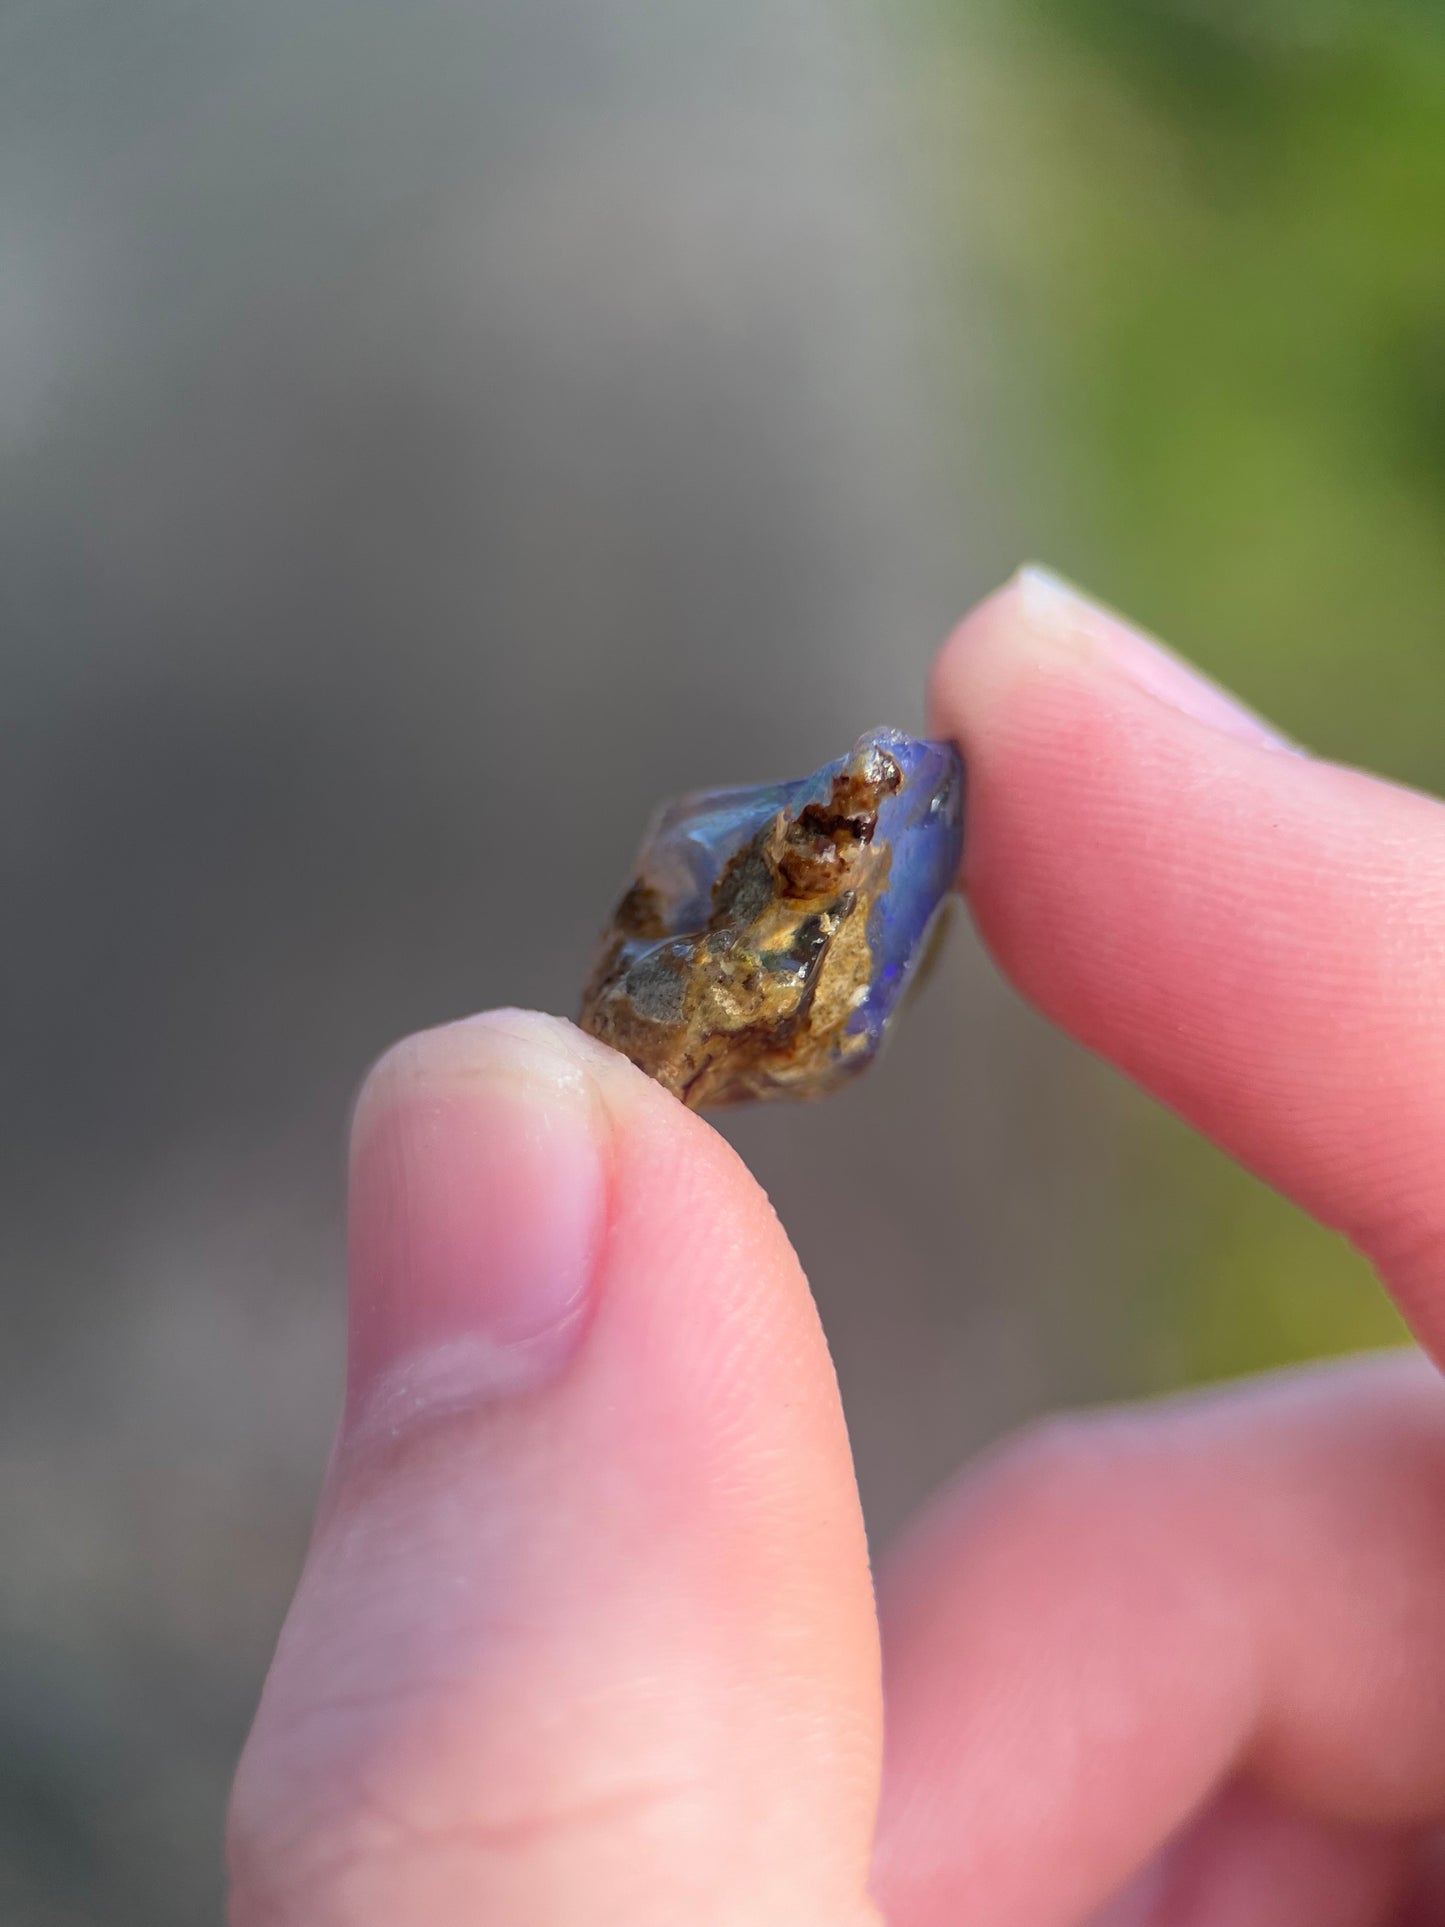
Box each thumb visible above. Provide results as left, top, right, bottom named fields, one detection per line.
left=228, top=1011, right=880, bottom=1927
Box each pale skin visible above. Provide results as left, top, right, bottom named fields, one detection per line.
left=229, top=571, right=1445, bottom=1924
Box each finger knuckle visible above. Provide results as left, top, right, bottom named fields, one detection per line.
left=229, top=1717, right=702, bottom=1926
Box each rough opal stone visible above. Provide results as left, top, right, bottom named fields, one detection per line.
left=579, top=728, right=965, bottom=1108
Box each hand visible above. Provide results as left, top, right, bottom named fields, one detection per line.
left=228, top=572, right=1445, bottom=1926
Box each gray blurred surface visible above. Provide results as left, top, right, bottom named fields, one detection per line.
left=0, top=5, right=1122, bottom=1920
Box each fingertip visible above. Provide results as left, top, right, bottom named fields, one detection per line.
left=346, top=1010, right=620, bottom=1409
left=925, top=569, right=1056, bottom=754
left=344, top=1004, right=810, bottom=1423
left=929, top=568, right=1291, bottom=766
left=927, top=573, right=1445, bottom=1351
left=350, top=1008, right=623, bottom=1146
left=240, top=1008, right=882, bottom=1926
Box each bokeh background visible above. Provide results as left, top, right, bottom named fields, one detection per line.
left=2, top=2, right=1436, bottom=1920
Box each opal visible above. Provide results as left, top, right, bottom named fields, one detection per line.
left=579, top=728, right=965, bottom=1108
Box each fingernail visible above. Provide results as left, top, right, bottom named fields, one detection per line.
left=345, top=1010, right=609, bottom=1413
left=1016, top=566, right=1294, bottom=751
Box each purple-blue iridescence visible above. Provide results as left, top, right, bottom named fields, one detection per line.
left=849, top=730, right=965, bottom=1042
left=637, top=779, right=804, bottom=931
left=637, top=730, right=964, bottom=1061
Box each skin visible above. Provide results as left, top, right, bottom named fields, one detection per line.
left=229, top=570, right=1445, bottom=1924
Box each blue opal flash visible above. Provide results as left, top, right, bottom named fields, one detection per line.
left=579, top=728, right=965, bottom=1108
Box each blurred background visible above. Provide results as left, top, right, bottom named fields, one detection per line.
left=2, top=1, right=1436, bottom=1919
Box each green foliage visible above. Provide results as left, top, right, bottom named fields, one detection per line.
left=1119, top=1105, right=1408, bottom=1389
left=918, top=0, right=1445, bottom=774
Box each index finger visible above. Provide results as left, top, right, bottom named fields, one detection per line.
left=931, top=569, right=1445, bottom=1353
